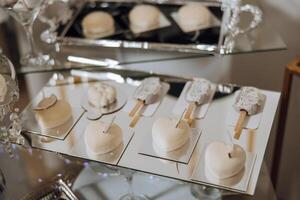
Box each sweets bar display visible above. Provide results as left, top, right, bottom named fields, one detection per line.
left=20, top=70, right=280, bottom=195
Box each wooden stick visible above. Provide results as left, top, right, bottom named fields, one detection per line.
left=184, top=102, right=195, bottom=121
left=129, top=104, right=143, bottom=128
left=187, top=118, right=194, bottom=127
left=129, top=100, right=144, bottom=117
left=234, top=110, right=247, bottom=140
left=103, top=116, right=116, bottom=133
left=247, top=129, right=255, bottom=152
left=129, top=111, right=141, bottom=128
left=176, top=108, right=186, bottom=128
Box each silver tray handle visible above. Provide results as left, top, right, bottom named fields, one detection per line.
left=227, top=2, right=263, bottom=37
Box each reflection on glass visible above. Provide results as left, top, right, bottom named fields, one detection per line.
left=119, top=168, right=148, bottom=200
left=0, top=0, right=53, bottom=66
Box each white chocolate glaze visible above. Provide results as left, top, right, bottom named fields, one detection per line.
left=234, top=87, right=264, bottom=115
left=82, top=11, right=115, bottom=39
left=205, top=141, right=246, bottom=179
left=134, top=77, right=161, bottom=104
left=88, top=82, right=117, bottom=108
left=84, top=120, right=123, bottom=155
left=186, top=78, right=211, bottom=105
left=152, top=117, right=190, bottom=152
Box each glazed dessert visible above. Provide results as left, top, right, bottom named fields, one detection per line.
left=184, top=78, right=211, bottom=121
left=88, top=82, right=117, bottom=108
left=233, top=87, right=265, bottom=139
left=152, top=117, right=190, bottom=152
left=129, top=77, right=162, bottom=127
left=178, top=3, right=211, bottom=31
left=34, top=95, right=72, bottom=129
left=205, top=141, right=246, bottom=179
left=0, top=74, right=7, bottom=102
left=186, top=78, right=211, bottom=104
left=82, top=11, right=115, bottom=39
left=129, top=4, right=160, bottom=31
left=234, top=87, right=264, bottom=115
left=133, top=77, right=161, bottom=105
left=84, top=120, right=123, bottom=155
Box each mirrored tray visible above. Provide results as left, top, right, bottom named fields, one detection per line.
left=19, top=68, right=280, bottom=195
left=57, top=0, right=222, bottom=54
left=53, top=0, right=286, bottom=56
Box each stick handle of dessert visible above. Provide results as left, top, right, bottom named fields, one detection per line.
left=184, top=102, right=195, bottom=120
left=226, top=130, right=234, bottom=158
left=129, top=99, right=143, bottom=117
left=176, top=108, right=186, bottom=128
left=247, top=129, right=255, bottom=152
left=129, top=112, right=141, bottom=128
left=104, top=115, right=116, bottom=133
left=129, top=104, right=144, bottom=128
left=234, top=110, right=247, bottom=140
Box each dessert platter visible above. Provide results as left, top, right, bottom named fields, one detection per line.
left=19, top=68, right=280, bottom=195
left=55, top=0, right=264, bottom=54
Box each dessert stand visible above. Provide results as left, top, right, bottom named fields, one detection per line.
left=0, top=1, right=285, bottom=199
left=18, top=68, right=280, bottom=196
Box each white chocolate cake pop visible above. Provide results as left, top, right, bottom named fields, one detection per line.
left=82, top=11, right=115, bottom=39
left=234, top=87, right=264, bottom=115
left=134, top=77, right=161, bottom=104
left=34, top=95, right=72, bottom=129
left=0, top=74, right=7, bottom=102
left=84, top=120, right=123, bottom=155
left=88, top=82, right=117, bottom=108
left=178, top=3, right=211, bottom=32
left=233, top=87, right=265, bottom=139
left=152, top=117, right=190, bottom=152
left=205, top=141, right=246, bottom=179
left=129, top=4, right=160, bottom=31
left=184, top=78, right=211, bottom=123
left=129, top=77, right=162, bottom=127
left=186, top=78, right=211, bottom=105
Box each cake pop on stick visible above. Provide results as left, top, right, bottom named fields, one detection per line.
left=184, top=78, right=211, bottom=122
left=233, top=87, right=264, bottom=140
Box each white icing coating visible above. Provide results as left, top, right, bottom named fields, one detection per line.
left=152, top=117, right=190, bottom=152
left=186, top=78, right=211, bottom=104
left=205, top=141, right=246, bottom=179
left=0, top=74, right=7, bottom=102
left=84, top=120, right=123, bottom=155
left=129, top=4, right=160, bottom=30
left=35, top=98, right=72, bottom=129
left=88, top=83, right=117, bottom=108
left=33, top=94, right=57, bottom=110
left=82, top=11, right=115, bottom=39
left=178, top=3, right=211, bottom=31
left=234, top=87, right=264, bottom=115
left=134, top=77, right=161, bottom=104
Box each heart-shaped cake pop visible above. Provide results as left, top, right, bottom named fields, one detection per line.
left=84, top=120, right=123, bottom=155
left=205, top=141, right=246, bottom=179
left=152, top=117, right=190, bottom=152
